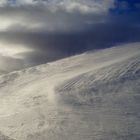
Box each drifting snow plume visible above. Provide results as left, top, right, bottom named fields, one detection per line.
left=0, top=42, right=140, bottom=140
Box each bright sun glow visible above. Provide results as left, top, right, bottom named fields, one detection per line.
left=0, top=43, right=32, bottom=58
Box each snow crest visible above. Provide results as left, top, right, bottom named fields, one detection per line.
left=0, top=43, right=140, bottom=140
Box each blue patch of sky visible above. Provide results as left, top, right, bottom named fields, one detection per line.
left=110, top=0, right=140, bottom=14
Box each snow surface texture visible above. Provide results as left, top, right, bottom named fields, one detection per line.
left=0, top=42, right=140, bottom=140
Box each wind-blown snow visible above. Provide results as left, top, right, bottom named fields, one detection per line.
left=0, top=43, right=140, bottom=140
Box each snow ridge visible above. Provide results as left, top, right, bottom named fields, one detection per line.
left=0, top=43, right=140, bottom=140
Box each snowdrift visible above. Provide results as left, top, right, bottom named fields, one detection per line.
left=0, top=43, right=140, bottom=140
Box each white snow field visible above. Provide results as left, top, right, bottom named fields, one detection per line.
left=0, top=43, right=140, bottom=140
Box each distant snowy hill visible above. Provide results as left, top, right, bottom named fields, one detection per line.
left=0, top=70, right=7, bottom=75
left=0, top=43, right=140, bottom=140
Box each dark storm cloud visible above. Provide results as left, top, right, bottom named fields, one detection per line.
left=0, top=20, right=140, bottom=67
left=0, top=4, right=108, bottom=32
left=0, top=0, right=140, bottom=73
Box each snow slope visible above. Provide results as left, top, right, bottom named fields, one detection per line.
left=0, top=70, right=7, bottom=75
left=0, top=43, right=140, bottom=140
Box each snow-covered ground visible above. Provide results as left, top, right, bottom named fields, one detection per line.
left=0, top=43, right=140, bottom=140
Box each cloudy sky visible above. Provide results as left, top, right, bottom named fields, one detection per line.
left=0, top=0, right=140, bottom=73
